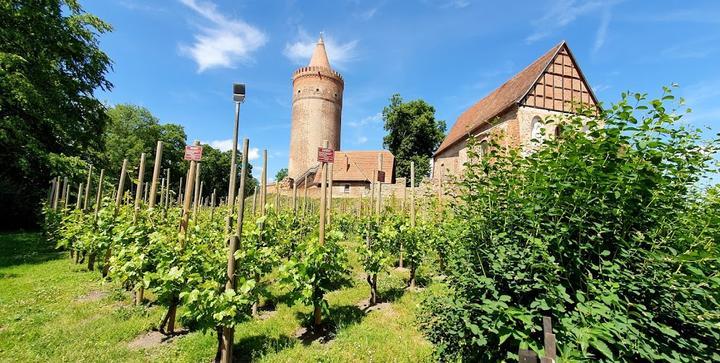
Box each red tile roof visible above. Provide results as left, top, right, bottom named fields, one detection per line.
left=435, top=41, right=565, bottom=156
left=313, top=150, right=394, bottom=184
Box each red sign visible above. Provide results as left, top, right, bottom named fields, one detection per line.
left=377, top=170, right=386, bottom=182
left=317, top=147, right=334, bottom=163
left=184, top=145, right=203, bottom=161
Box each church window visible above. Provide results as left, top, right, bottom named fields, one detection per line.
left=297, top=89, right=301, bottom=93
left=344, top=184, right=350, bottom=194
left=555, top=124, right=564, bottom=138
left=531, top=116, right=544, bottom=143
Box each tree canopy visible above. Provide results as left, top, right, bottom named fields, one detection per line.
left=275, top=168, right=288, bottom=182
left=104, top=104, right=187, bottom=190
left=198, top=144, right=256, bottom=201
left=382, top=94, right=446, bottom=184
left=0, top=0, right=113, bottom=228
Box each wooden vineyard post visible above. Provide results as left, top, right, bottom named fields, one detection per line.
left=143, top=182, right=148, bottom=204
left=177, top=177, right=183, bottom=205
left=164, top=169, right=171, bottom=209
left=221, top=139, right=249, bottom=363
left=541, top=316, right=557, bottom=363
left=52, top=176, right=61, bottom=211
left=148, top=141, right=163, bottom=208
left=327, top=161, right=333, bottom=225
left=198, top=181, right=204, bottom=214
left=193, top=162, right=201, bottom=218
left=292, top=180, right=298, bottom=212
left=315, top=140, right=330, bottom=327
left=252, top=186, right=258, bottom=215
left=83, top=165, right=93, bottom=210
left=165, top=169, right=171, bottom=209
left=210, top=188, right=216, bottom=220
left=410, top=161, right=416, bottom=227
left=275, top=182, right=279, bottom=211
left=318, top=140, right=329, bottom=246
left=133, top=153, right=146, bottom=224
left=47, top=179, right=55, bottom=205
left=133, top=154, right=147, bottom=304
left=166, top=141, right=199, bottom=335
left=261, top=149, right=267, bottom=215
left=75, top=183, right=83, bottom=210
left=93, top=169, right=105, bottom=222
left=159, top=178, right=165, bottom=208
left=102, top=159, right=128, bottom=278
left=303, top=176, right=308, bottom=214
left=376, top=153, right=383, bottom=214
left=87, top=168, right=105, bottom=271
left=61, top=176, right=68, bottom=210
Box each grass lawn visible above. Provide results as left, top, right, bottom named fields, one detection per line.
left=0, top=232, right=435, bottom=362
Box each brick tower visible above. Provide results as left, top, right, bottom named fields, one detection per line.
left=288, top=35, right=344, bottom=180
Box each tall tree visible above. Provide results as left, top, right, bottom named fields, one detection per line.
left=198, top=144, right=256, bottom=201
left=0, top=0, right=113, bottom=227
left=382, top=94, right=446, bottom=184
left=275, top=168, right=288, bottom=182
left=103, top=104, right=187, bottom=192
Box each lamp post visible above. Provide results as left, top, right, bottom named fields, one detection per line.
left=225, top=83, right=245, bottom=233
left=221, top=83, right=245, bottom=363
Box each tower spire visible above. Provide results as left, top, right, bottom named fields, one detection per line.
left=308, top=33, right=331, bottom=69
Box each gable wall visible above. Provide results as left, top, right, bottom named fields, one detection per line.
left=522, top=46, right=596, bottom=113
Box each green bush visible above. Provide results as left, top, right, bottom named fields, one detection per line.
left=419, top=88, right=720, bottom=361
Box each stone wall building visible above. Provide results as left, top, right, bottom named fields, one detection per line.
left=432, top=41, right=599, bottom=180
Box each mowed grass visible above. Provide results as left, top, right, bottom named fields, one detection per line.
left=0, top=232, right=434, bottom=362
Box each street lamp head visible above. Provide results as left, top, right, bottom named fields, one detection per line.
left=233, top=83, right=246, bottom=103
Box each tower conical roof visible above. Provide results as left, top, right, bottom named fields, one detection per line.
left=308, top=34, right=331, bottom=69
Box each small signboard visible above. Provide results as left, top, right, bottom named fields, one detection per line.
left=377, top=170, right=386, bottom=182
left=317, top=147, right=334, bottom=163
left=184, top=145, right=203, bottom=161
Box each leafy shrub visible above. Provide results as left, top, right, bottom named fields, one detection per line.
left=419, top=89, right=720, bottom=361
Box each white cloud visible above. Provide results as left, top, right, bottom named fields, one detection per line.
left=248, top=147, right=260, bottom=161
left=355, top=7, right=378, bottom=21
left=526, top=0, right=621, bottom=44
left=204, top=141, right=260, bottom=162
left=207, top=139, right=233, bottom=152
left=348, top=113, right=382, bottom=128
left=283, top=29, right=358, bottom=68
left=593, top=6, right=612, bottom=53
left=356, top=135, right=369, bottom=144
left=179, top=0, right=267, bottom=72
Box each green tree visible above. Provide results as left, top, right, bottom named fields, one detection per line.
left=382, top=94, right=446, bottom=185
left=0, top=0, right=113, bottom=227
left=275, top=168, right=288, bottom=182
left=198, top=144, right=256, bottom=202
left=103, top=104, right=187, bottom=192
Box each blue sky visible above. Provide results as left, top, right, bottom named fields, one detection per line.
left=85, top=0, right=720, bottom=181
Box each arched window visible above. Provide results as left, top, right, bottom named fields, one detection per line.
left=555, top=124, right=564, bottom=139
left=531, top=116, right=544, bottom=143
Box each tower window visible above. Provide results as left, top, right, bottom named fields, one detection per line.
left=316, top=88, right=319, bottom=92
left=297, top=89, right=301, bottom=93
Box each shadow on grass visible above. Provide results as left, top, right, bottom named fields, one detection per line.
left=0, top=232, right=64, bottom=269
left=293, top=304, right=365, bottom=345
left=233, top=334, right=296, bottom=362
